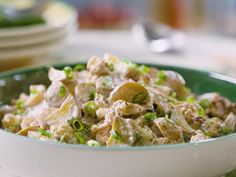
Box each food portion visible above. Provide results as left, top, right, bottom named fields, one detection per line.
left=1, top=54, right=236, bottom=147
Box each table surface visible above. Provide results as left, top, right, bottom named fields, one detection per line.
left=1, top=30, right=236, bottom=177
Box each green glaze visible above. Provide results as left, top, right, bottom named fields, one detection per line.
left=0, top=63, right=236, bottom=106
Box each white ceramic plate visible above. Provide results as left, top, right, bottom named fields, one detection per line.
left=0, top=2, right=77, bottom=38
left=0, top=19, right=76, bottom=48
left=0, top=33, right=70, bottom=60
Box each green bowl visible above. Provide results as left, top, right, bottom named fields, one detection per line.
left=0, top=63, right=236, bottom=106
left=0, top=63, right=236, bottom=177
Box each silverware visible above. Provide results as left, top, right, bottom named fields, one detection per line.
left=131, top=21, right=187, bottom=53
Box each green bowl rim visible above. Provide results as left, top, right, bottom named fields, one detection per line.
left=0, top=62, right=236, bottom=151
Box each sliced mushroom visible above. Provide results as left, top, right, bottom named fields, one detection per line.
left=74, top=83, right=96, bottom=105
left=17, top=126, right=39, bottom=136
left=201, top=117, right=222, bottom=137
left=198, top=92, right=234, bottom=120
left=171, top=106, right=195, bottom=134
left=44, top=95, right=79, bottom=125
left=48, top=67, right=67, bottom=81
left=25, top=85, right=46, bottom=107
left=45, top=81, right=69, bottom=108
left=190, top=130, right=209, bottom=142
left=106, top=117, right=135, bottom=146
left=157, top=70, right=186, bottom=99
left=154, top=118, right=184, bottom=143
left=1, top=113, right=22, bottom=133
left=109, top=82, right=150, bottom=104
left=48, top=67, right=77, bottom=95
left=222, top=112, right=236, bottom=132
left=87, top=56, right=110, bottom=76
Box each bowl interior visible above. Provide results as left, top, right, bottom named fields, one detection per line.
left=0, top=63, right=236, bottom=106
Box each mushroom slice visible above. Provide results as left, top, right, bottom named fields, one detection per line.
left=222, top=112, right=236, bottom=133
left=109, top=82, right=150, bottom=104
left=201, top=117, right=222, bottom=137
left=17, top=126, right=39, bottom=136
left=48, top=67, right=67, bottom=81
left=44, top=95, right=79, bottom=125
left=171, top=106, right=195, bottom=134
left=74, top=83, right=96, bottom=105
left=106, top=117, right=135, bottom=146
left=190, top=130, right=209, bottom=142
left=130, top=120, right=156, bottom=145
left=154, top=118, right=184, bottom=143
left=45, top=81, right=69, bottom=108
left=48, top=67, right=77, bottom=95
left=25, top=85, right=46, bottom=107
left=112, top=100, right=146, bottom=117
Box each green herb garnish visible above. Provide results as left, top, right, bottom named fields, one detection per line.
left=30, top=89, right=38, bottom=95
left=186, top=96, right=195, bottom=104
left=144, top=112, right=157, bottom=123
left=59, top=86, right=66, bottom=97
left=84, top=101, right=97, bottom=117
left=75, top=131, right=86, bottom=144
left=89, top=91, right=96, bottom=100
left=87, top=140, right=100, bottom=147
left=107, top=63, right=114, bottom=71
left=156, top=70, right=167, bottom=85
left=63, top=66, right=73, bottom=79
left=199, top=99, right=210, bottom=110
left=73, top=64, right=86, bottom=71
left=38, top=129, right=52, bottom=138
left=134, top=132, right=142, bottom=143
left=111, top=130, right=122, bottom=141
left=198, top=107, right=205, bottom=116
left=132, top=92, right=148, bottom=104
left=136, top=65, right=150, bottom=74
left=16, top=99, right=24, bottom=110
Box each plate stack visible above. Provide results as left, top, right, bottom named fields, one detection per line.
left=0, top=2, right=77, bottom=61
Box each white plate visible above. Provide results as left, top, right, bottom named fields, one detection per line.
left=0, top=19, right=77, bottom=48
left=0, top=2, right=77, bottom=38
left=0, top=33, right=71, bottom=60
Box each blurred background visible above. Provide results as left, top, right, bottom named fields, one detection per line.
left=0, top=0, right=236, bottom=76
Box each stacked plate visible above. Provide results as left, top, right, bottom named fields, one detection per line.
left=0, top=2, right=77, bottom=61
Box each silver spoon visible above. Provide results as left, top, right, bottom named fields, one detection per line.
left=131, top=21, right=187, bottom=53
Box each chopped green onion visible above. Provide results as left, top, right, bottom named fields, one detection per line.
left=221, top=127, right=233, bottom=136
left=107, top=63, right=114, bottom=71
left=87, top=140, right=100, bottom=147
left=84, top=101, right=97, bottom=117
left=72, top=119, right=84, bottom=131
left=75, top=131, right=86, bottom=144
left=144, top=112, right=157, bottom=123
left=136, top=65, right=150, bottom=74
left=59, top=86, right=66, bottom=97
left=63, top=66, right=73, bottom=79
left=111, top=130, right=122, bottom=141
left=156, top=70, right=167, bottom=85
left=73, top=64, right=86, bottom=71
left=198, top=107, right=205, bottom=116
left=16, top=99, right=24, bottom=110
left=199, top=99, right=210, bottom=110
left=30, top=89, right=38, bottom=95
left=101, top=76, right=112, bottom=87
left=186, top=96, right=195, bottom=104
left=38, top=129, right=52, bottom=138
left=132, top=92, right=148, bottom=104
left=89, top=91, right=96, bottom=100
